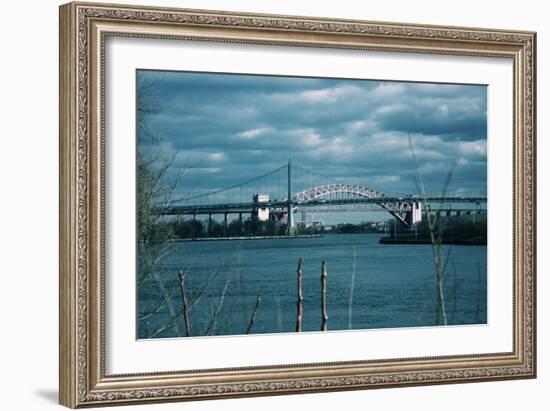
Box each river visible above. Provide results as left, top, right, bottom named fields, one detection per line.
left=137, top=233, right=487, bottom=338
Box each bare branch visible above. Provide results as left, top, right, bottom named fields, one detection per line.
left=179, top=271, right=191, bottom=337
left=408, top=134, right=453, bottom=326
left=187, top=264, right=225, bottom=311
left=203, top=273, right=232, bottom=335
left=148, top=266, right=181, bottom=337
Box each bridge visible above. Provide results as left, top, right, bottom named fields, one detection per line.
left=162, top=160, right=486, bottom=234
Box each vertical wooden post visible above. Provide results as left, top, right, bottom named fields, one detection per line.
left=178, top=271, right=191, bottom=337
left=246, top=295, right=261, bottom=334
left=296, top=258, right=303, bottom=332
left=321, top=260, right=328, bottom=331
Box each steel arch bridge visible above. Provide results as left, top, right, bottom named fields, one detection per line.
left=293, top=184, right=418, bottom=225
left=293, top=184, right=386, bottom=202
left=162, top=160, right=486, bottom=231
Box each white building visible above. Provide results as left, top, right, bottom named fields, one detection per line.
left=252, top=194, right=270, bottom=221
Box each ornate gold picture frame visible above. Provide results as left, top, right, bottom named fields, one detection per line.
left=59, top=1, right=536, bottom=408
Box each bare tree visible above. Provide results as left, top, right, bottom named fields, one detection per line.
left=136, top=75, right=185, bottom=338
left=408, top=134, right=456, bottom=326
left=136, top=75, right=263, bottom=339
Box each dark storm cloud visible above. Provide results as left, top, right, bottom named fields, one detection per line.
left=373, top=94, right=487, bottom=138
left=137, top=70, right=487, bottom=199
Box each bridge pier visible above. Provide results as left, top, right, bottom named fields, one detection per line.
left=224, top=213, right=228, bottom=236
left=208, top=213, right=212, bottom=237
left=286, top=158, right=297, bottom=236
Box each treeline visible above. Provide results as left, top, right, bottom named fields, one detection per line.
left=169, top=219, right=383, bottom=238
left=170, top=217, right=288, bottom=239
left=386, top=214, right=487, bottom=243
left=330, top=222, right=383, bottom=234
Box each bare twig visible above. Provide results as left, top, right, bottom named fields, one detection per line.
left=147, top=265, right=224, bottom=338
left=348, top=246, right=357, bottom=329
left=178, top=271, right=191, bottom=337
left=137, top=237, right=175, bottom=286
left=275, top=297, right=283, bottom=332
left=476, top=260, right=482, bottom=323
left=441, top=245, right=453, bottom=279
left=148, top=313, right=180, bottom=339
left=296, top=258, right=303, bottom=332
left=235, top=251, right=248, bottom=329
left=452, top=261, right=458, bottom=324
left=139, top=259, right=195, bottom=321
left=204, top=273, right=232, bottom=335
left=246, top=295, right=262, bottom=334
left=200, top=246, right=241, bottom=336
left=138, top=277, right=178, bottom=322
left=321, top=260, right=328, bottom=331
left=187, top=264, right=226, bottom=311
left=149, top=267, right=181, bottom=337
left=408, top=134, right=454, bottom=326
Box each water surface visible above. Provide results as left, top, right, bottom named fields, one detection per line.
left=137, top=234, right=487, bottom=338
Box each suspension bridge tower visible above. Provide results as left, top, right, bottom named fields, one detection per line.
left=286, top=158, right=297, bottom=236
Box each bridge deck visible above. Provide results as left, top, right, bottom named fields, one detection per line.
left=162, top=196, right=487, bottom=215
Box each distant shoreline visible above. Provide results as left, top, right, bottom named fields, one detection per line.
left=170, top=234, right=322, bottom=242
left=379, top=237, right=486, bottom=246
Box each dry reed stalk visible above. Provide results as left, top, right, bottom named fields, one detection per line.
left=321, top=260, right=328, bottom=331
left=476, top=260, right=482, bottom=323
left=296, top=258, right=303, bottom=332
left=348, top=246, right=357, bottom=329
left=452, top=261, right=458, bottom=324
left=408, top=134, right=452, bottom=326
left=203, top=274, right=232, bottom=335
left=178, top=271, right=191, bottom=337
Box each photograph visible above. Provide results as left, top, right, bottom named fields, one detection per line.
left=55, top=2, right=537, bottom=407
left=136, top=70, right=488, bottom=339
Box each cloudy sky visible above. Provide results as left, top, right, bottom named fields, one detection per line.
left=137, top=70, right=487, bottom=223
